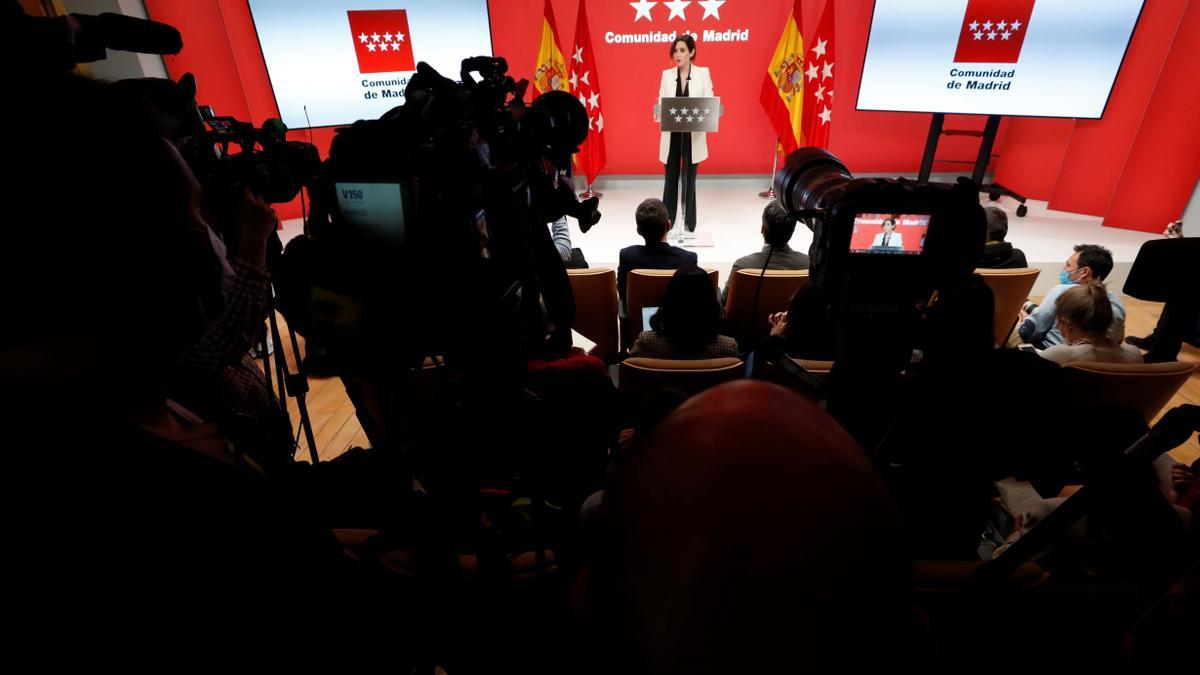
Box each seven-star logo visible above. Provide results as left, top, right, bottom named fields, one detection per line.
left=630, top=0, right=727, bottom=22
left=954, top=0, right=1035, bottom=63
left=347, top=10, right=415, bottom=74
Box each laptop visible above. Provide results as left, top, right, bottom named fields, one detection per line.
left=641, top=306, right=660, bottom=332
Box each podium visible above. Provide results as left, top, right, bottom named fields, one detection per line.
left=654, top=96, right=722, bottom=246
left=657, top=96, right=722, bottom=133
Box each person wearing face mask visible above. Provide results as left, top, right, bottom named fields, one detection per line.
left=1017, top=244, right=1126, bottom=349
left=656, top=34, right=715, bottom=233
left=1038, top=282, right=1143, bottom=366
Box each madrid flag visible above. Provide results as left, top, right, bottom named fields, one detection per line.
left=800, top=0, right=835, bottom=149
left=571, top=0, right=606, bottom=184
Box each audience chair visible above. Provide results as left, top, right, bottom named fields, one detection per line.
left=625, top=267, right=719, bottom=348
left=723, top=269, right=809, bottom=349
left=976, top=267, right=1040, bottom=348
left=755, top=357, right=833, bottom=398
left=567, top=267, right=619, bottom=363
left=619, top=356, right=743, bottom=399
left=1061, top=360, right=1196, bottom=423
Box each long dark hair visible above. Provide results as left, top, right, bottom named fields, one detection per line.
left=650, top=265, right=721, bottom=354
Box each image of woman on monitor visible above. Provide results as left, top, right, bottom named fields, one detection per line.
left=871, top=218, right=904, bottom=249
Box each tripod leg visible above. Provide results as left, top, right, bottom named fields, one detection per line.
left=267, top=309, right=287, bottom=407
left=259, top=329, right=275, bottom=406
left=286, top=324, right=320, bottom=462
left=265, top=287, right=320, bottom=463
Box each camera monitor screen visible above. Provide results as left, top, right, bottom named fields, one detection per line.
left=247, top=0, right=493, bottom=129
left=335, top=181, right=407, bottom=243
left=856, top=0, right=1144, bottom=118
left=849, top=213, right=930, bottom=255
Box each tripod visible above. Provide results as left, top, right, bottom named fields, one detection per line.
left=258, top=284, right=319, bottom=464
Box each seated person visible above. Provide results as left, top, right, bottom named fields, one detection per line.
left=1018, top=244, right=1125, bottom=348
left=977, top=206, right=1028, bottom=269
left=1039, top=282, right=1143, bottom=365
left=763, top=282, right=837, bottom=361
left=617, top=197, right=697, bottom=309
left=630, top=265, right=738, bottom=359
left=870, top=217, right=904, bottom=249
left=721, top=200, right=810, bottom=304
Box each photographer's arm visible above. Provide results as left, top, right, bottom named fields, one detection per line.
left=180, top=189, right=276, bottom=370
left=550, top=215, right=572, bottom=263
left=1017, top=287, right=1062, bottom=344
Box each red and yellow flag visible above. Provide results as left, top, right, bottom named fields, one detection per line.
left=759, top=0, right=805, bottom=154
left=533, top=0, right=569, bottom=95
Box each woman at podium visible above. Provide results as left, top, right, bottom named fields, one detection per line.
left=658, top=34, right=714, bottom=233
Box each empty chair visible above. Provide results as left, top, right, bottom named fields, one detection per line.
left=567, top=267, right=619, bottom=363
left=618, top=357, right=743, bottom=399
left=753, top=357, right=832, bottom=398
left=976, top=267, right=1040, bottom=347
left=1061, top=360, right=1196, bottom=423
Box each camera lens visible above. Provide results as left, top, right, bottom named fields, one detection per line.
left=528, top=90, right=590, bottom=169
left=773, top=147, right=853, bottom=215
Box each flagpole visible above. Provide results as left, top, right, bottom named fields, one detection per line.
left=758, top=139, right=780, bottom=199
left=579, top=182, right=603, bottom=199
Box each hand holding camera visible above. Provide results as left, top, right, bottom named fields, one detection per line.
left=232, top=187, right=278, bottom=267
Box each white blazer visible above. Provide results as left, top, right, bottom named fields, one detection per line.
left=871, top=232, right=904, bottom=249
left=658, top=65, right=714, bottom=165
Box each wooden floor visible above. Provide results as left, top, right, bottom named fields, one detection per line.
left=1118, top=298, right=1199, bottom=464
left=268, top=295, right=1199, bottom=466
left=260, top=321, right=369, bottom=463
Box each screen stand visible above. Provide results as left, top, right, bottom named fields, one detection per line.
left=917, top=113, right=1029, bottom=218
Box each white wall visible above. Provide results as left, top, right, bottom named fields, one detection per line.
left=61, top=0, right=168, bottom=80
left=1182, top=177, right=1199, bottom=237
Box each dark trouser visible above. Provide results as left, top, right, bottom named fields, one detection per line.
left=663, top=131, right=697, bottom=231
left=1146, top=296, right=1200, bottom=362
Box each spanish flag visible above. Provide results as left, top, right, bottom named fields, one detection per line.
left=759, top=0, right=805, bottom=153
left=533, top=0, right=569, bottom=96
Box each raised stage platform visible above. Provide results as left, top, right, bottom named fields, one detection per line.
left=282, top=175, right=1160, bottom=296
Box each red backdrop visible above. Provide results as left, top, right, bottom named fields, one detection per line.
left=144, top=0, right=1197, bottom=233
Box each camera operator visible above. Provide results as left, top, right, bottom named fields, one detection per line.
left=1123, top=221, right=1200, bottom=362
left=168, top=178, right=296, bottom=467
left=2, top=72, right=394, bottom=651
left=547, top=171, right=590, bottom=269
